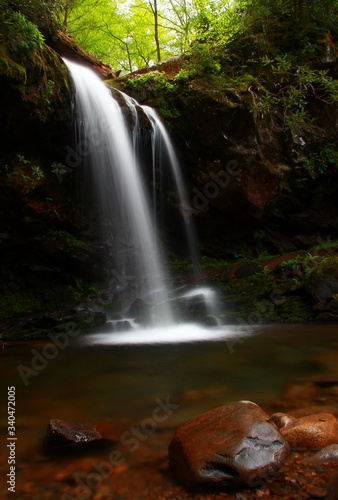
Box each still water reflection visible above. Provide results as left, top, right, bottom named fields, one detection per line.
left=0, top=323, right=338, bottom=494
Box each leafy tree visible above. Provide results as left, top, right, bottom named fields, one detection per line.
left=50, top=0, right=232, bottom=72
left=185, top=0, right=338, bottom=131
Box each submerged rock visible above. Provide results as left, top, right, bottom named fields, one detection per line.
left=44, top=419, right=102, bottom=451
left=168, top=400, right=289, bottom=489
left=307, top=444, right=338, bottom=464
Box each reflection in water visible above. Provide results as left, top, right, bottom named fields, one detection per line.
left=83, top=324, right=246, bottom=345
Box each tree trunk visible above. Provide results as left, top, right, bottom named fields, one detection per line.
left=150, top=0, right=161, bottom=62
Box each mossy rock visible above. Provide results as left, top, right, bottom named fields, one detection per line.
left=0, top=30, right=70, bottom=133
left=309, top=256, right=338, bottom=301
left=0, top=41, right=27, bottom=85
left=4, top=310, right=107, bottom=341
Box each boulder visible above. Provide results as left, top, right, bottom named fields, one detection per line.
left=280, top=413, right=338, bottom=450
left=44, top=419, right=102, bottom=451
left=168, top=400, right=289, bottom=489
left=126, top=298, right=151, bottom=324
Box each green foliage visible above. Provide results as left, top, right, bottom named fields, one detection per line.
left=252, top=57, right=338, bottom=129
left=6, top=154, right=44, bottom=190
left=47, top=230, right=89, bottom=248
left=173, top=68, right=190, bottom=83
left=278, top=253, right=320, bottom=275
left=178, top=0, right=338, bottom=132
left=51, top=161, right=69, bottom=177
left=0, top=291, right=42, bottom=319
left=3, top=11, right=44, bottom=55
left=185, top=42, right=222, bottom=76
left=127, top=71, right=173, bottom=94
left=304, top=147, right=338, bottom=177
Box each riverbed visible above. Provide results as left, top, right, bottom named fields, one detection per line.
left=1, top=323, right=338, bottom=498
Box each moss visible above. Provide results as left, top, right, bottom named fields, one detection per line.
left=0, top=291, right=42, bottom=319
left=311, top=256, right=338, bottom=280
left=47, top=230, right=89, bottom=248
left=0, top=29, right=70, bottom=123
left=4, top=311, right=107, bottom=341
left=276, top=295, right=315, bottom=322
left=0, top=41, right=27, bottom=84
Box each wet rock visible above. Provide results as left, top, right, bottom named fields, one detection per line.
left=126, top=298, right=151, bottom=324
left=280, top=413, right=338, bottom=450
left=310, top=257, right=338, bottom=301
left=307, top=444, right=338, bottom=464
left=270, top=413, right=298, bottom=430
left=44, top=419, right=102, bottom=451
left=167, top=294, right=209, bottom=323
left=306, top=485, right=327, bottom=498
left=168, top=400, right=289, bottom=489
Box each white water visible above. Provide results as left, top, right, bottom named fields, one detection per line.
left=64, top=59, right=173, bottom=324
left=143, top=106, right=200, bottom=266
left=64, top=59, right=222, bottom=334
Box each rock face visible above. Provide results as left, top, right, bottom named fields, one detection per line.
left=280, top=413, right=338, bottom=450
left=44, top=419, right=102, bottom=451
left=310, top=257, right=338, bottom=301
left=121, top=67, right=338, bottom=261
left=168, top=401, right=289, bottom=489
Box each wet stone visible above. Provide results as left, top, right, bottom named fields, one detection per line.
left=306, top=485, right=327, bottom=498
left=270, top=413, right=298, bottom=430
left=168, top=400, right=289, bottom=489
left=307, top=444, right=338, bottom=464
left=280, top=413, right=338, bottom=450
left=44, top=419, right=102, bottom=451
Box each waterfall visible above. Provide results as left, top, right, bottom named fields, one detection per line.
left=64, top=59, right=222, bottom=332
left=142, top=106, right=200, bottom=267
left=64, top=59, right=173, bottom=325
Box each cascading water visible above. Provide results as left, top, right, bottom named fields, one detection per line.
left=64, top=59, right=173, bottom=325
left=64, top=59, right=222, bottom=334
left=142, top=106, right=200, bottom=268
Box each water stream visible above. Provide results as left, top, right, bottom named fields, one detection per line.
left=65, top=59, right=173, bottom=325
left=64, top=59, right=220, bottom=330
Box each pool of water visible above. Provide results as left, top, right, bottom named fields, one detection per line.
left=1, top=323, right=338, bottom=496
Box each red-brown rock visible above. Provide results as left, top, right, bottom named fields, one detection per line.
left=44, top=419, right=102, bottom=451
left=307, top=444, right=338, bottom=464
left=168, top=400, right=289, bottom=489
left=280, top=413, right=338, bottom=450
left=270, top=412, right=298, bottom=429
